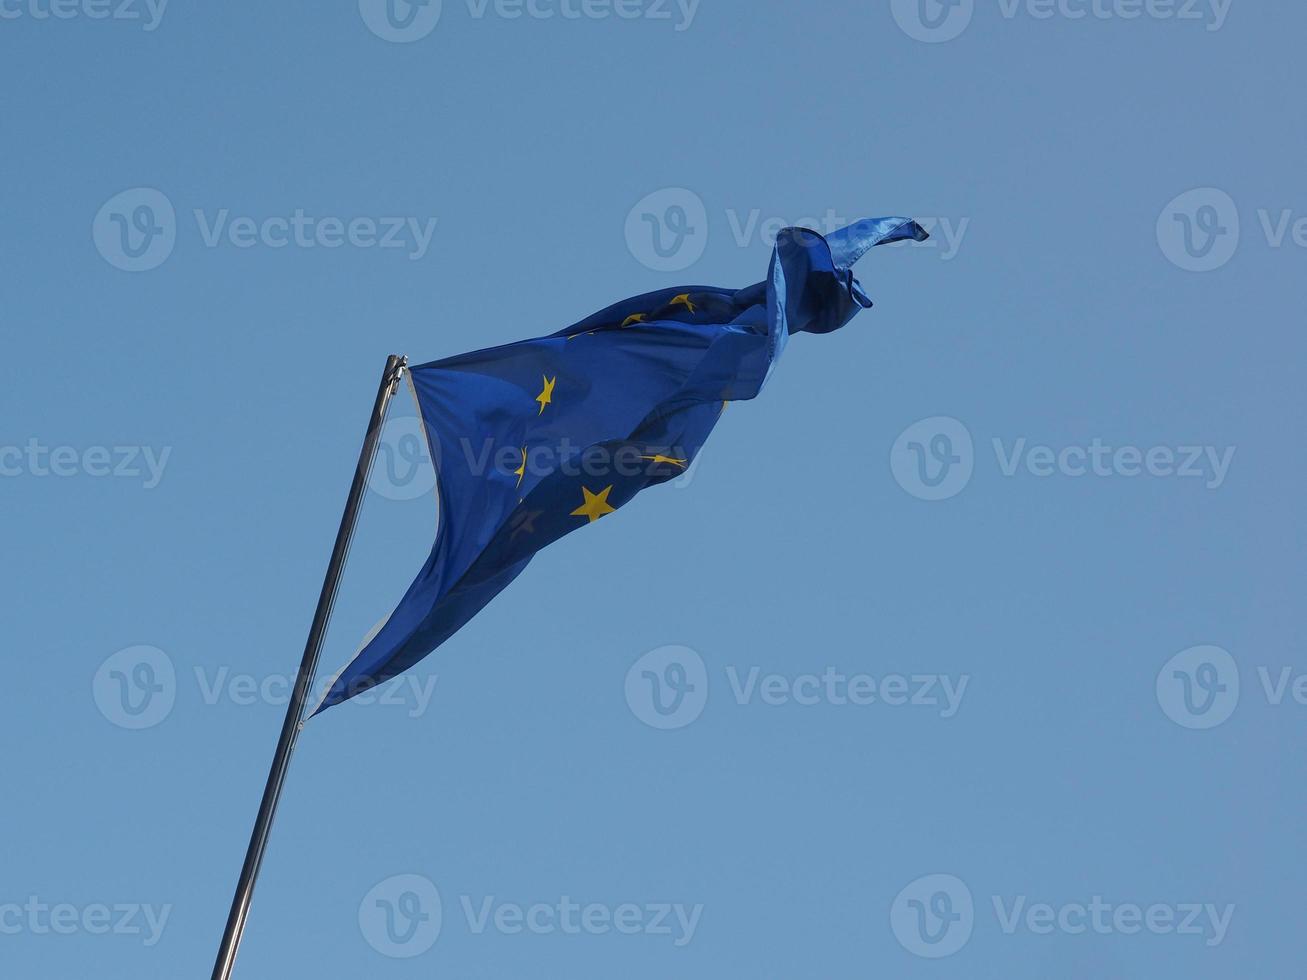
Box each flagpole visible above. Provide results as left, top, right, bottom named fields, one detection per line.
left=210, top=353, right=408, bottom=980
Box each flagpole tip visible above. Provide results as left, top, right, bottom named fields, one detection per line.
left=385, top=354, right=409, bottom=392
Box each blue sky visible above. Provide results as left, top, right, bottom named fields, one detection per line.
left=2, top=1, right=1303, bottom=977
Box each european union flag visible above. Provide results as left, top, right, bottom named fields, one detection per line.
left=314, top=217, right=927, bottom=713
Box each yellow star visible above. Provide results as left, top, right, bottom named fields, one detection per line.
left=670, top=293, right=696, bottom=313
left=621, top=313, right=648, bottom=328
left=570, top=485, right=616, bottom=523
left=513, top=446, right=527, bottom=488
left=640, top=454, right=688, bottom=469
left=535, top=375, right=556, bottom=415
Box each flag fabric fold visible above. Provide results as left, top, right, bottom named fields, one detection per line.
left=313, top=217, right=928, bottom=714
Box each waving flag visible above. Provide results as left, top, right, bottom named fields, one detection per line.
left=314, top=217, right=927, bottom=713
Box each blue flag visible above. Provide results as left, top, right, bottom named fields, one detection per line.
left=314, top=217, right=927, bottom=713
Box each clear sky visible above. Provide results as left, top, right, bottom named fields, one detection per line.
left=2, top=1, right=1303, bottom=977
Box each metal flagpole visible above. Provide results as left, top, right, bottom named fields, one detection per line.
left=210, top=353, right=408, bottom=980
